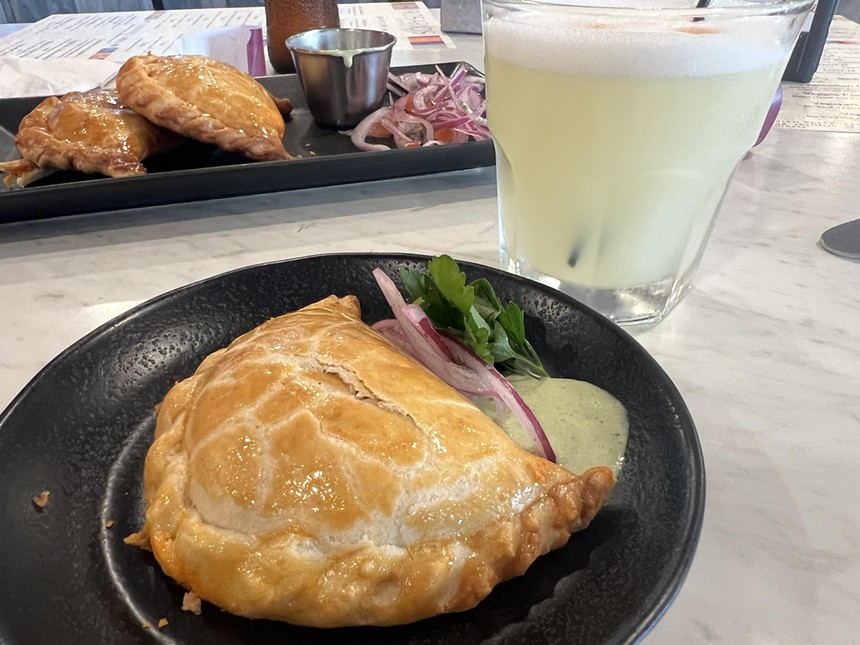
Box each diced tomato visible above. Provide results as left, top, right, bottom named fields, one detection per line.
left=367, top=121, right=391, bottom=139
left=433, top=128, right=457, bottom=144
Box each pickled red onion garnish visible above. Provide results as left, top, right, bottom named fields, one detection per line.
left=371, top=268, right=556, bottom=463
left=351, top=64, right=490, bottom=152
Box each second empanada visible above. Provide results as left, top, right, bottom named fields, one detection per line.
left=116, top=54, right=293, bottom=161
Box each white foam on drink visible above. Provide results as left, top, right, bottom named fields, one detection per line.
left=484, top=14, right=782, bottom=77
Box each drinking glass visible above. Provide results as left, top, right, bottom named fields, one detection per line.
left=482, top=0, right=813, bottom=324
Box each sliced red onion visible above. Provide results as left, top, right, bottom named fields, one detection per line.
left=440, top=336, right=556, bottom=463
left=371, top=319, right=419, bottom=359
left=349, top=63, right=489, bottom=151
left=402, top=304, right=455, bottom=360
left=350, top=107, right=394, bottom=152
left=372, top=269, right=488, bottom=396
left=386, top=72, right=410, bottom=96
left=435, top=115, right=473, bottom=129
left=373, top=266, right=409, bottom=309
left=371, top=268, right=556, bottom=463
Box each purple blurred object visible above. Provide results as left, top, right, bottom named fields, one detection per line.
left=247, top=27, right=266, bottom=77
left=755, top=83, right=783, bottom=146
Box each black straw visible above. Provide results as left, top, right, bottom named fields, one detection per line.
left=692, top=0, right=710, bottom=22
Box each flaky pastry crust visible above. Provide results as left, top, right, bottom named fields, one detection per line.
left=5, top=89, right=181, bottom=182
left=129, top=295, right=614, bottom=627
left=116, top=54, right=293, bottom=161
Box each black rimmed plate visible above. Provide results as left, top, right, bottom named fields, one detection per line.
left=0, top=62, right=493, bottom=224
left=0, top=253, right=704, bottom=644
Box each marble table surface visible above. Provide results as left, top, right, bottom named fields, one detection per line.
left=1, top=29, right=859, bottom=645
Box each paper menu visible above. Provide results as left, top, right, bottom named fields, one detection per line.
left=0, top=8, right=267, bottom=63
left=338, top=2, right=455, bottom=50
left=0, top=2, right=453, bottom=64
left=776, top=17, right=860, bottom=133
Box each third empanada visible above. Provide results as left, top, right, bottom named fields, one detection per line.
left=0, top=88, right=182, bottom=187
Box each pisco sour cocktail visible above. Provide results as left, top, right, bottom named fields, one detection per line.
left=482, top=0, right=812, bottom=323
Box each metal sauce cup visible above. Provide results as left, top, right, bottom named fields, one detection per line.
left=287, top=28, right=397, bottom=129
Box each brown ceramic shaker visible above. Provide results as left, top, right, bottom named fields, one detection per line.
left=265, top=0, right=340, bottom=73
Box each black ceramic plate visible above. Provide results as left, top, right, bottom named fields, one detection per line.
left=0, top=63, right=493, bottom=224
left=0, top=253, right=704, bottom=644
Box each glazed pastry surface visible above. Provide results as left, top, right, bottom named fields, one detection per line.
left=2, top=89, right=181, bottom=184
left=132, top=295, right=615, bottom=627
left=116, top=54, right=293, bottom=161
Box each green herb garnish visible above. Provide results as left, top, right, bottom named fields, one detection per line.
left=399, top=255, right=548, bottom=378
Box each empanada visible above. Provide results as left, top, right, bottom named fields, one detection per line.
left=116, top=54, right=294, bottom=161
left=0, top=89, right=182, bottom=187
left=128, top=295, right=614, bottom=627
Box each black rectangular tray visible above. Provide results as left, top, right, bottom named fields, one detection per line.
left=0, top=62, right=494, bottom=224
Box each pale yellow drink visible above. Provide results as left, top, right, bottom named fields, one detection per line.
left=483, top=14, right=795, bottom=322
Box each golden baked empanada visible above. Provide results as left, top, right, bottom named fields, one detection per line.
left=116, top=54, right=294, bottom=161
left=0, top=89, right=182, bottom=187
left=128, top=295, right=614, bottom=627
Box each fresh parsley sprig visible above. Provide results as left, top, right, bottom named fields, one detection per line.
left=399, top=255, right=548, bottom=378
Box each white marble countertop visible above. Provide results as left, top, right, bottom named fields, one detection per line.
left=1, top=26, right=859, bottom=645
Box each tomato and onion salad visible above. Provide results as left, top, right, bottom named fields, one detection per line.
left=350, top=64, right=490, bottom=151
